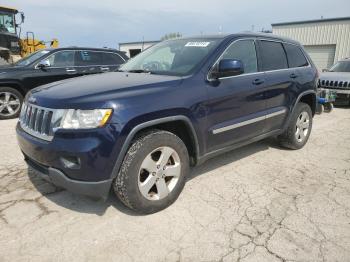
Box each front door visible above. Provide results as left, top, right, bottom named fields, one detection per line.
left=205, top=39, right=268, bottom=152
left=24, top=50, right=77, bottom=89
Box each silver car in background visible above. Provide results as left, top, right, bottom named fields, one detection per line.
left=319, top=58, right=350, bottom=106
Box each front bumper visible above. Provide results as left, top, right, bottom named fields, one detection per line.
left=319, top=88, right=350, bottom=95
left=25, top=156, right=112, bottom=200
left=16, top=122, right=124, bottom=199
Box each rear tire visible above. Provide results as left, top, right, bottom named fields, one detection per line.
left=323, top=103, right=333, bottom=113
left=0, top=87, right=23, bottom=120
left=278, top=102, right=313, bottom=150
left=113, top=130, right=190, bottom=214
left=315, top=103, right=324, bottom=114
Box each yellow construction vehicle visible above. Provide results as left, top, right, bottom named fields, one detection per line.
left=0, top=6, right=58, bottom=64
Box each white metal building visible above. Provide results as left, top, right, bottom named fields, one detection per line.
left=272, top=17, right=350, bottom=69
left=119, top=40, right=160, bottom=58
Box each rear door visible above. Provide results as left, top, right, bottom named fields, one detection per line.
left=25, top=50, right=77, bottom=88
left=101, top=52, right=126, bottom=72
left=75, top=50, right=103, bottom=75
left=205, top=39, right=268, bottom=152
left=256, top=40, right=292, bottom=133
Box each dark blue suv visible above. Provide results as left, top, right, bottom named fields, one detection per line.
left=16, top=33, right=317, bottom=213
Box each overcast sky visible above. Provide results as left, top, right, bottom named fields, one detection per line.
left=2, top=0, right=350, bottom=48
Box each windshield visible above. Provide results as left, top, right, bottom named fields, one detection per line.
left=329, top=61, right=350, bottom=72
left=15, top=50, right=50, bottom=66
left=120, top=38, right=221, bottom=76
left=0, top=11, right=16, bottom=34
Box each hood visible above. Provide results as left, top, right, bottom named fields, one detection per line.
left=320, top=72, right=350, bottom=82
left=29, top=72, right=183, bottom=108
left=0, top=64, right=24, bottom=73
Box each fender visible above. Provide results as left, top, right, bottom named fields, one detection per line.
left=283, top=89, right=317, bottom=131
left=109, top=115, right=200, bottom=179
left=0, top=80, right=26, bottom=94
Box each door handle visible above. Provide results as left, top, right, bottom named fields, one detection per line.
left=290, top=73, right=298, bottom=79
left=252, top=79, right=264, bottom=85
left=100, top=67, right=110, bottom=72
left=66, top=69, right=77, bottom=74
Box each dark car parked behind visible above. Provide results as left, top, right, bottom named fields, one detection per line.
left=0, top=47, right=128, bottom=119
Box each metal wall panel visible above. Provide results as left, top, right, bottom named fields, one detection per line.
left=304, top=45, right=336, bottom=69
left=272, top=20, right=350, bottom=66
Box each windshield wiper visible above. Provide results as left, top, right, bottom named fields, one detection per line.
left=127, top=69, right=153, bottom=74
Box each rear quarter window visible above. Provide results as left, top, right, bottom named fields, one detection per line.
left=102, top=52, right=125, bottom=65
left=283, top=44, right=309, bottom=68
left=258, top=40, right=288, bottom=71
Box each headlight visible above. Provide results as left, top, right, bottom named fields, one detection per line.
left=59, top=109, right=112, bottom=129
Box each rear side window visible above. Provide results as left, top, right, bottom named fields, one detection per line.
left=221, top=39, right=258, bottom=73
left=102, top=52, right=125, bottom=65
left=259, top=40, right=288, bottom=71
left=76, top=51, right=103, bottom=66
left=284, top=44, right=309, bottom=68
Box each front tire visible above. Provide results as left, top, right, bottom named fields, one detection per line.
left=113, top=130, right=190, bottom=214
left=0, top=87, right=23, bottom=120
left=278, top=102, right=313, bottom=150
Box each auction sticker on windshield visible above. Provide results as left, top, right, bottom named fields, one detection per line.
left=185, top=42, right=211, bottom=47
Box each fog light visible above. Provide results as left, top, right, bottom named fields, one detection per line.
left=60, top=156, right=81, bottom=169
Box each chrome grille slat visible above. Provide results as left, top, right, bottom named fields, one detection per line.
left=29, top=108, right=37, bottom=129
left=319, top=78, right=350, bottom=90
left=41, top=111, right=49, bottom=134
left=19, top=102, right=57, bottom=141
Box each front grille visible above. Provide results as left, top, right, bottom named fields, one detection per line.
left=19, top=103, right=57, bottom=141
left=319, top=79, right=350, bottom=89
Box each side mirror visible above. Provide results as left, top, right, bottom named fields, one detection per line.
left=212, top=59, right=244, bottom=79
left=37, top=59, right=50, bottom=69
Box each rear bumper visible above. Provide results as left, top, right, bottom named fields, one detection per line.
left=25, top=156, right=112, bottom=200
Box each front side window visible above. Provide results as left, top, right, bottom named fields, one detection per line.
left=259, top=40, right=288, bottom=71
left=48, top=51, right=75, bottom=67
left=284, top=44, right=309, bottom=68
left=0, top=12, right=16, bottom=34
left=120, top=38, right=221, bottom=76
left=76, top=51, right=103, bottom=66
left=329, top=61, right=350, bottom=72
left=220, top=39, right=258, bottom=74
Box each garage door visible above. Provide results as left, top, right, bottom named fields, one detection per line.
left=304, top=45, right=336, bottom=70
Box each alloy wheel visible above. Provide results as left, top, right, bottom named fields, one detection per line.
left=138, top=146, right=181, bottom=201
left=0, top=92, right=21, bottom=117
left=295, top=111, right=310, bottom=142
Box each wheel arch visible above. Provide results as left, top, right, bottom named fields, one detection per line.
left=283, top=90, right=316, bottom=131
left=298, top=91, right=317, bottom=116
left=110, top=116, right=200, bottom=179
left=0, top=81, right=26, bottom=98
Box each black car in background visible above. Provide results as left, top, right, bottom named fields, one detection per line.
left=0, top=47, right=128, bottom=119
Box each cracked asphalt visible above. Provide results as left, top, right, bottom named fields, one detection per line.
left=1, top=108, right=350, bottom=262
